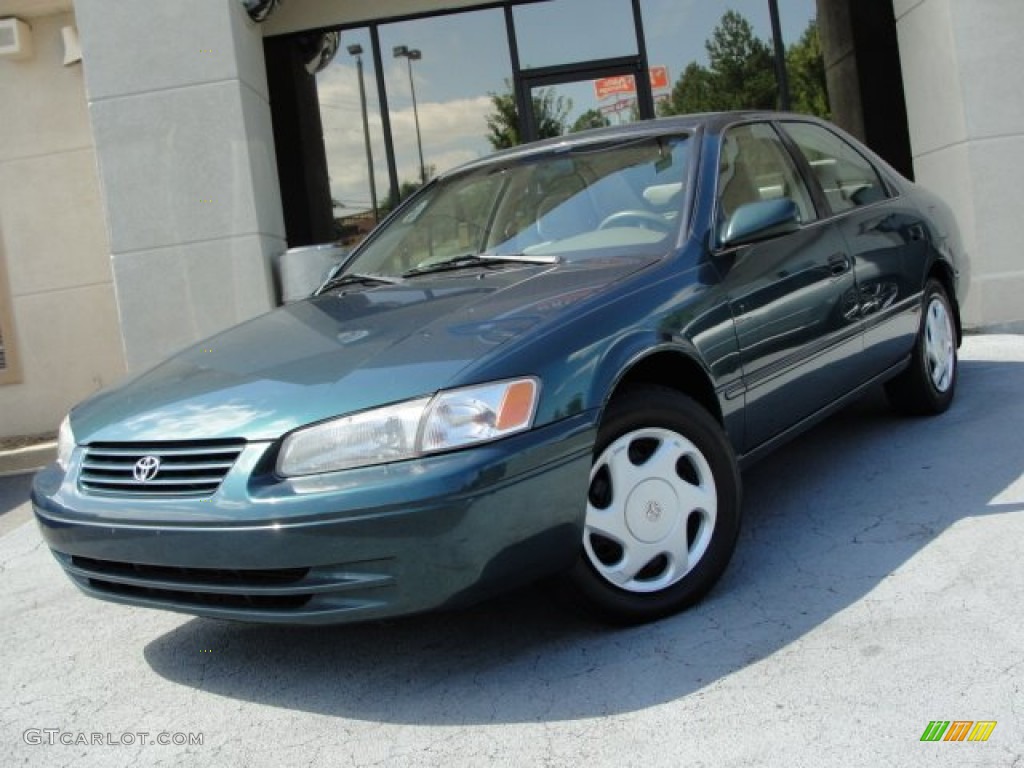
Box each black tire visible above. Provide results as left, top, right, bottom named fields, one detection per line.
left=885, top=279, right=958, bottom=416
left=566, top=386, right=742, bottom=625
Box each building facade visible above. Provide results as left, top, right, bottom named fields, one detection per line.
left=0, top=0, right=1021, bottom=438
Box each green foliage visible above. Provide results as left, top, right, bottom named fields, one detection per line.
left=660, top=11, right=829, bottom=119
left=661, top=11, right=776, bottom=116
left=485, top=79, right=572, bottom=150
left=533, top=88, right=572, bottom=141
left=658, top=61, right=718, bottom=115
left=706, top=10, right=778, bottom=109
left=485, top=83, right=520, bottom=150
left=787, top=20, right=831, bottom=118
left=570, top=108, right=612, bottom=134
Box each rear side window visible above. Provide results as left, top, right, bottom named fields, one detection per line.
left=782, top=122, right=889, bottom=214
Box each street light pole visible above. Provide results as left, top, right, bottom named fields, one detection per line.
left=767, top=0, right=791, bottom=111
left=347, top=44, right=379, bottom=222
left=393, top=45, right=426, bottom=186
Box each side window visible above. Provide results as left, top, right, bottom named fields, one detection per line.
left=782, top=122, right=889, bottom=214
left=717, top=122, right=816, bottom=232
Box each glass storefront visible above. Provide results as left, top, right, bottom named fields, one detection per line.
left=267, top=0, right=829, bottom=250
left=314, top=27, right=388, bottom=243
left=640, top=0, right=820, bottom=115
left=378, top=9, right=511, bottom=190
left=512, top=0, right=638, bottom=69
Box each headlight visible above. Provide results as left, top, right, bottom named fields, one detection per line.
left=277, top=397, right=429, bottom=477
left=420, top=379, right=538, bottom=452
left=57, top=414, right=75, bottom=470
left=277, top=378, right=539, bottom=477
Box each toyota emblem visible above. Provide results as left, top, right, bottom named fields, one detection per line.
left=645, top=500, right=663, bottom=522
left=133, top=455, right=161, bottom=482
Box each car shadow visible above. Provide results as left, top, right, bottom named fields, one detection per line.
left=0, top=472, right=32, bottom=516
left=143, top=356, right=1024, bottom=724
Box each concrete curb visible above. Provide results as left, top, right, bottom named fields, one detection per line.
left=0, top=442, right=56, bottom=477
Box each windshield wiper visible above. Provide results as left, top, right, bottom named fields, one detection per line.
left=318, top=272, right=401, bottom=293
left=401, top=253, right=558, bottom=278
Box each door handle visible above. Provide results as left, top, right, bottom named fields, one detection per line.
left=827, top=253, right=851, bottom=276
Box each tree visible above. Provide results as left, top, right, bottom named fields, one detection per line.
left=661, top=11, right=777, bottom=116
left=706, top=10, right=777, bottom=109
left=485, top=85, right=520, bottom=150
left=485, top=79, right=571, bottom=150
left=787, top=20, right=830, bottom=118
left=659, top=62, right=717, bottom=116
left=661, top=11, right=830, bottom=119
left=570, top=108, right=612, bottom=133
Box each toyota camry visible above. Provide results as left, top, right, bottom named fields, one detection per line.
left=33, top=112, right=965, bottom=625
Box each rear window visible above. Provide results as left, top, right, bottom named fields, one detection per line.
left=781, top=122, right=889, bottom=214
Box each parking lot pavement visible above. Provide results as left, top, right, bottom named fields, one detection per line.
left=2, top=335, right=1022, bottom=768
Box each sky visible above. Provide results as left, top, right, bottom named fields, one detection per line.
left=314, top=0, right=819, bottom=214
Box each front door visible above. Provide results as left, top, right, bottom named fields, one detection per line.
left=713, top=121, right=862, bottom=450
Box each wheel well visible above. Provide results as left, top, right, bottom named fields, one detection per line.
left=610, top=352, right=723, bottom=425
left=929, top=261, right=962, bottom=344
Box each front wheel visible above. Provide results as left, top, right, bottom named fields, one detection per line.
left=567, top=387, right=741, bottom=624
left=885, top=278, right=958, bottom=416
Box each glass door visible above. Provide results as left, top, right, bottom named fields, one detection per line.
left=521, top=62, right=654, bottom=143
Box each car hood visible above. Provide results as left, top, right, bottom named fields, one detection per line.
left=71, top=259, right=651, bottom=443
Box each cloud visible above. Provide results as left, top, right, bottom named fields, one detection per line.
left=317, top=64, right=495, bottom=211
left=388, top=95, right=492, bottom=168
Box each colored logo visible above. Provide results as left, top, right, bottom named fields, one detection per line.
left=920, top=721, right=996, bottom=742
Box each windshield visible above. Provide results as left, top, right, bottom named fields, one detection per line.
left=341, top=134, right=692, bottom=279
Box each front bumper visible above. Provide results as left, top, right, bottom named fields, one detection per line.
left=32, top=414, right=596, bottom=625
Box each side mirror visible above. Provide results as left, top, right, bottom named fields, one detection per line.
left=719, top=198, right=800, bottom=248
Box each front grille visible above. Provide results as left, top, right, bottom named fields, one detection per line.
left=60, top=554, right=396, bottom=619
left=79, top=440, right=245, bottom=497
left=91, top=581, right=312, bottom=611
left=70, top=556, right=308, bottom=586
left=71, top=556, right=313, bottom=611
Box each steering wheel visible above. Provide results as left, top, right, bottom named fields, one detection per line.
left=597, top=210, right=672, bottom=232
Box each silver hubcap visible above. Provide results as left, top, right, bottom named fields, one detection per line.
left=924, top=297, right=955, bottom=392
left=585, top=427, right=717, bottom=593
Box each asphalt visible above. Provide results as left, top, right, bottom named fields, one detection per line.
left=1, top=334, right=1021, bottom=767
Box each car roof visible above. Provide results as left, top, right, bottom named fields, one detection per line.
left=442, top=111, right=827, bottom=177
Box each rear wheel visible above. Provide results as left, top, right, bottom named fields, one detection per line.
left=567, top=387, right=741, bottom=624
left=885, top=278, right=957, bottom=415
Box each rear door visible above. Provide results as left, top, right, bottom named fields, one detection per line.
left=712, top=121, right=862, bottom=450
left=779, top=121, right=926, bottom=376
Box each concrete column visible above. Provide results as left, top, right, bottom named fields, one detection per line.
left=74, top=0, right=286, bottom=371
left=895, top=0, right=1024, bottom=329
left=817, top=0, right=913, bottom=178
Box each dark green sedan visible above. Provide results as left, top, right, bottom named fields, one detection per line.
left=33, top=113, right=964, bottom=625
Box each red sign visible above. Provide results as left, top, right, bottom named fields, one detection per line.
left=594, top=75, right=636, bottom=100
left=594, top=67, right=671, bottom=100
left=649, top=65, right=670, bottom=91
left=599, top=97, right=636, bottom=115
